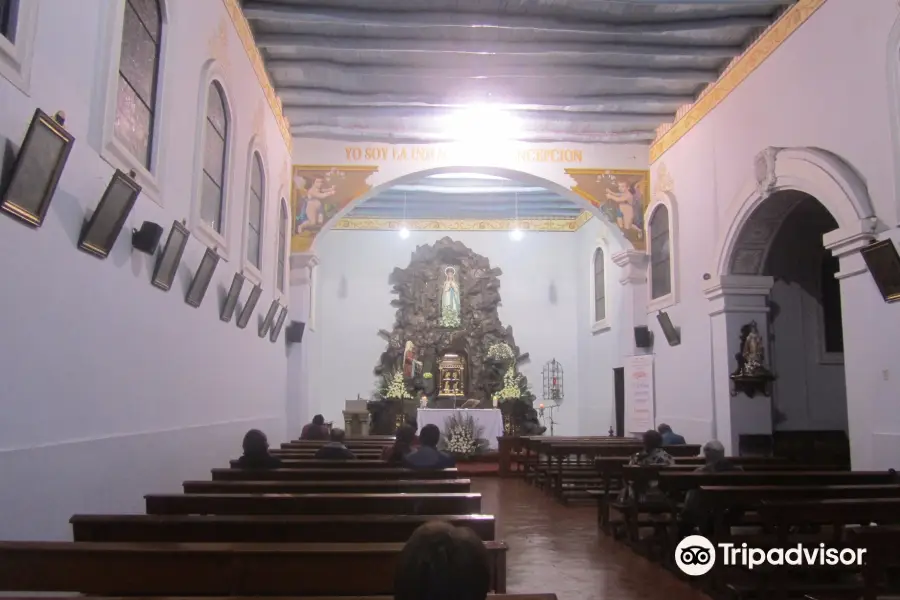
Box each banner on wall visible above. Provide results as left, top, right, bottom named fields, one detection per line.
left=625, top=355, right=655, bottom=434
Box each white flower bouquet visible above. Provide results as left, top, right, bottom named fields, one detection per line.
left=439, top=412, right=489, bottom=457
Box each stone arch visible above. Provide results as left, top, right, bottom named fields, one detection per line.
left=308, top=165, right=634, bottom=254
left=714, top=147, right=876, bottom=277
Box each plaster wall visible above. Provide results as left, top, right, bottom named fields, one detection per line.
left=0, top=0, right=291, bottom=539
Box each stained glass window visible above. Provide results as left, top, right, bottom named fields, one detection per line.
left=277, top=200, right=287, bottom=292
left=247, top=153, right=264, bottom=268
left=649, top=206, right=672, bottom=299
left=593, top=247, right=606, bottom=322
left=200, top=82, right=228, bottom=233
left=114, top=0, right=161, bottom=169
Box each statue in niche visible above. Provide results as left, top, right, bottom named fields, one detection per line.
left=439, top=266, right=461, bottom=328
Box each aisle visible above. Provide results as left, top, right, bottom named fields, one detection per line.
left=472, top=478, right=710, bottom=600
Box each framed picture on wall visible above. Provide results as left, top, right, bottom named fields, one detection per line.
left=861, top=240, right=900, bottom=302
left=77, top=170, right=142, bottom=258
left=258, top=299, right=280, bottom=337
left=221, top=272, right=245, bottom=322
left=0, top=109, right=76, bottom=227
left=185, top=247, right=220, bottom=308
left=151, top=221, right=190, bottom=291
left=236, top=283, right=262, bottom=329
left=270, top=305, right=288, bottom=342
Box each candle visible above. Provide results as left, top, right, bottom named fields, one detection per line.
left=539, top=403, right=544, bottom=409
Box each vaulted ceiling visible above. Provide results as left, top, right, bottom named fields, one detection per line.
left=345, top=172, right=582, bottom=220
left=242, top=0, right=796, bottom=144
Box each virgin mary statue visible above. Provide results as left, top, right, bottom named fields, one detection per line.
left=440, top=266, right=461, bottom=327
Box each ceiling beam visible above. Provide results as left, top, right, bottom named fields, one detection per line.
left=290, top=126, right=657, bottom=144
left=244, top=4, right=771, bottom=38
left=267, top=61, right=718, bottom=84
left=255, top=35, right=743, bottom=57
left=283, top=107, right=672, bottom=128
left=276, top=90, right=694, bottom=114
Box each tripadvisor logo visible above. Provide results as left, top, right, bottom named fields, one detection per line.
left=675, top=535, right=867, bottom=576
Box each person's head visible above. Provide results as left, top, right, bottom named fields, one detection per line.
left=330, top=428, right=346, bottom=443
left=657, top=423, right=672, bottom=435
left=312, top=414, right=325, bottom=426
left=394, top=521, right=490, bottom=600
left=642, top=429, right=663, bottom=452
left=702, top=439, right=726, bottom=464
left=419, top=424, right=441, bottom=448
left=396, top=424, right=416, bottom=446
left=242, top=429, right=269, bottom=456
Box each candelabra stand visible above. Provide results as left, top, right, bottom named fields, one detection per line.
left=538, top=404, right=559, bottom=436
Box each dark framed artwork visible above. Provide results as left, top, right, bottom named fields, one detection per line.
left=185, top=247, right=220, bottom=308
left=657, top=310, right=681, bottom=346
left=258, top=298, right=280, bottom=337
left=78, top=170, right=142, bottom=258
left=220, top=272, right=245, bottom=322
left=236, top=283, right=262, bottom=329
left=0, top=109, right=76, bottom=227
left=270, top=305, right=288, bottom=343
left=861, top=239, right=900, bottom=303
left=151, top=220, right=190, bottom=291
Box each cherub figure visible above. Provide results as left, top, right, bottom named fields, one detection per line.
left=603, top=178, right=644, bottom=239
left=296, top=172, right=337, bottom=233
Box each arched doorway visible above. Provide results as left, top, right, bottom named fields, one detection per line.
left=709, top=147, right=875, bottom=463
left=729, top=191, right=848, bottom=448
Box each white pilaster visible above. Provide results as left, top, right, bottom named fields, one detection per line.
left=704, top=275, right=775, bottom=455
left=612, top=250, right=649, bottom=358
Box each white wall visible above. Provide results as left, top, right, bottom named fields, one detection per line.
left=0, top=0, right=291, bottom=539
left=650, top=0, right=900, bottom=467
left=304, top=228, right=595, bottom=436
left=575, top=217, right=627, bottom=436
left=766, top=202, right=848, bottom=432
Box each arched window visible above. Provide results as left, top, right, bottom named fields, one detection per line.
left=247, top=152, right=264, bottom=269
left=649, top=206, right=672, bottom=299
left=593, top=247, right=606, bottom=323
left=277, top=199, right=288, bottom=293
left=199, top=81, right=228, bottom=233
left=114, top=0, right=162, bottom=169
left=0, top=0, right=15, bottom=40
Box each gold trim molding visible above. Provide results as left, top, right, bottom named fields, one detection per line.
left=222, top=0, right=292, bottom=153
left=333, top=212, right=594, bottom=233
left=649, top=0, right=827, bottom=163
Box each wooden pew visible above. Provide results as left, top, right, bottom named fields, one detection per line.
left=657, top=471, right=898, bottom=497
left=283, top=441, right=392, bottom=449
left=0, top=541, right=508, bottom=595
left=272, top=449, right=386, bottom=459
left=184, top=479, right=471, bottom=494
left=847, top=525, right=900, bottom=600
left=231, top=459, right=389, bottom=469
left=71, top=513, right=496, bottom=543
left=146, top=492, right=482, bottom=515
left=212, top=468, right=460, bottom=481
left=10, top=595, right=550, bottom=600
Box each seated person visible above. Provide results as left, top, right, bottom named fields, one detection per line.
left=617, top=429, right=674, bottom=503
left=300, top=414, right=329, bottom=440
left=236, top=429, right=282, bottom=469
left=394, top=521, right=490, bottom=600
left=404, top=424, right=455, bottom=470
left=314, top=428, right=357, bottom=460
left=658, top=423, right=686, bottom=445
left=383, top=424, right=417, bottom=463
left=680, top=439, right=743, bottom=536
left=519, top=408, right=547, bottom=435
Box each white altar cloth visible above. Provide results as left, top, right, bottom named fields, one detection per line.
left=416, top=408, right=504, bottom=451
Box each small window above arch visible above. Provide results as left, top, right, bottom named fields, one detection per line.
left=591, top=244, right=610, bottom=333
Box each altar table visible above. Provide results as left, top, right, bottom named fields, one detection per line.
left=416, top=408, right=504, bottom=451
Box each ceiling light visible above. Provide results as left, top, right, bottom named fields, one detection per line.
left=398, top=226, right=410, bottom=239
left=444, top=104, right=521, bottom=143
left=509, top=227, right=524, bottom=241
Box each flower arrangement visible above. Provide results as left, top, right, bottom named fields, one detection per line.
left=384, top=369, right=412, bottom=400
left=439, top=304, right=461, bottom=328
left=439, top=412, right=489, bottom=457
left=493, top=366, right=523, bottom=402
left=486, top=342, right=515, bottom=361
left=423, top=372, right=433, bottom=379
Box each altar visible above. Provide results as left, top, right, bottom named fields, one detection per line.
left=416, top=408, right=504, bottom=450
